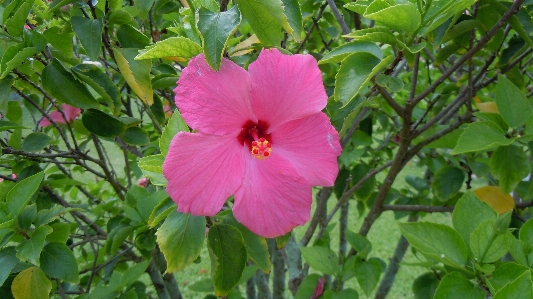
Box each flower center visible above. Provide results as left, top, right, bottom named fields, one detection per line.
left=237, top=120, right=273, bottom=160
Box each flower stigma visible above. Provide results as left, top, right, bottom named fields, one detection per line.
left=251, top=137, right=272, bottom=159
left=237, top=120, right=273, bottom=160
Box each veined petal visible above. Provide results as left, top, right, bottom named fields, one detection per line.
left=174, top=54, right=256, bottom=135
left=163, top=132, right=246, bottom=216
left=233, top=154, right=312, bottom=238
left=272, top=113, right=341, bottom=186
left=249, top=48, right=327, bottom=131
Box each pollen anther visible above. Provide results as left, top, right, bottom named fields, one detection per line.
left=251, top=138, right=272, bottom=160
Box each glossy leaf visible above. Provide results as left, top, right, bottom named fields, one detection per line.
left=364, top=2, right=421, bottom=32
left=335, top=53, right=383, bottom=106
left=434, top=272, right=484, bottom=299
left=451, top=122, right=513, bottom=154
left=71, top=64, right=121, bottom=115
left=489, top=145, right=530, bottom=193
left=11, top=267, right=51, bottom=299
left=432, top=166, right=465, bottom=201
left=234, top=0, right=286, bottom=46
left=0, top=46, right=36, bottom=79
left=6, top=171, right=44, bottom=217
left=21, top=133, right=53, bottom=152
left=320, top=41, right=383, bottom=65
left=300, top=246, right=340, bottom=275
left=208, top=224, right=247, bottom=296
left=156, top=210, right=205, bottom=272
left=281, top=0, right=303, bottom=41
left=197, top=6, right=241, bottom=70
left=82, top=109, right=126, bottom=138
left=40, top=242, right=79, bottom=283
left=16, top=225, right=52, bottom=266
left=160, top=111, right=189, bottom=157
left=42, top=59, right=100, bottom=109
left=114, top=48, right=153, bottom=105
left=0, top=247, right=18, bottom=288
left=452, top=191, right=498, bottom=247
left=493, top=270, right=533, bottom=299
left=495, top=74, right=533, bottom=128
left=135, top=37, right=202, bottom=61
left=71, top=16, right=103, bottom=61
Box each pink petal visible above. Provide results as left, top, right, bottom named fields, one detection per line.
left=163, top=132, right=246, bottom=216
left=248, top=48, right=327, bottom=130
left=39, top=117, right=52, bottom=127
left=233, top=154, right=312, bottom=237
left=174, top=54, right=256, bottom=136
left=272, top=113, right=341, bottom=186
left=62, top=104, right=81, bottom=122
left=39, top=111, right=67, bottom=127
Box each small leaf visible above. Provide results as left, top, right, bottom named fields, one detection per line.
left=21, top=133, right=53, bottom=152
left=7, top=172, right=44, bottom=217
left=4, top=0, right=34, bottom=37
left=16, top=225, right=53, bottom=266
left=451, top=122, right=513, bottom=154
left=434, top=272, right=485, bottom=299
left=319, top=41, right=383, bottom=65
left=122, top=127, right=149, bottom=146
left=452, top=191, right=498, bottom=247
left=473, top=186, right=515, bottom=214
left=197, top=6, right=241, bottom=70
left=0, top=247, right=18, bottom=288
left=135, top=37, right=202, bottom=61
left=354, top=258, right=381, bottom=296
left=71, top=16, right=103, bottom=61
left=208, top=224, right=247, bottom=296
left=234, top=0, right=286, bottom=46
left=493, top=270, right=533, bottom=299
left=42, top=59, right=99, bottom=109
left=71, top=64, right=121, bottom=115
left=364, top=2, right=421, bottom=32
left=495, top=74, right=533, bottom=128
left=299, top=246, right=339, bottom=275
left=40, top=242, right=79, bottom=283
left=351, top=163, right=375, bottom=200
left=0, top=46, right=36, bottom=79
left=489, top=263, right=529, bottom=293
left=281, top=0, right=303, bottom=41
left=11, top=267, right=51, bottom=299
left=470, top=220, right=509, bottom=263
left=114, top=48, right=153, bottom=105
left=345, top=230, right=372, bottom=257
left=156, top=210, right=205, bottom=273
left=82, top=109, right=126, bottom=138
left=138, top=154, right=166, bottom=186
left=160, top=111, right=189, bottom=157
left=431, top=166, right=465, bottom=201
left=117, top=24, right=151, bottom=48
left=489, top=145, right=530, bottom=193
left=148, top=197, right=175, bottom=228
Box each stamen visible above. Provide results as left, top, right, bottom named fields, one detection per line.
left=251, top=138, right=273, bottom=160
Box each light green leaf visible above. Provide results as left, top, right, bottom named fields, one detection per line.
left=493, top=270, right=533, bottom=299
left=432, top=166, right=465, bottom=201
left=42, top=59, right=100, bottom=109
left=281, top=0, right=303, bottom=42
left=71, top=16, right=103, bottom=61
left=470, top=220, right=509, bottom=263
left=398, top=222, right=468, bottom=268
left=354, top=258, right=381, bottom=296
left=489, top=263, right=529, bottom=293
left=294, top=274, right=322, bottom=299
left=345, top=230, right=372, bottom=257
left=82, top=109, right=126, bottom=138
left=160, top=111, right=189, bottom=157
left=7, top=172, right=44, bottom=217
left=495, top=74, right=533, bottom=128
left=208, top=224, right=247, bottom=296
left=434, top=272, right=485, bottom=299
left=43, top=26, right=74, bottom=57
left=451, top=122, right=513, bottom=154
left=422, top=0, right=477, bottom=34
left=46, top=223, right=72, bottom=244
left=234, top=0, right=287, bottom=46
left=135, top=37, right=202, bottom=61
left=21, top=133, right=53, bottom=152
left=16, top=225, right=53, bottom=266
left=299, top=246, right=340, bottom=275
left=222, top=213, right=271, bottom=273
left=4, top=0, right=34, bottom=37
left=11, top=267, right=51, bottom=299
left=364, top=2, right=421, bottom=32
left=197, top=5, right=241, bottom=70
left=40, top=242, right=79, bottom=283
left=490, top=145, right=530, bottom=193
left=0, top=46, right=36, bottom=79
left=519, top=218, right=533, bottom=245
left=138, top=154, right=164, bottom=174
left=114, top=48, right=153, bottom=105
left=0, top=247, right=18, bottom=288
left=148, top=197, right=175, bottom=228
left=452, top=192, right=498, bottom=247
left=319, top=41, right=383, bottom=65
left=134, top=0, right=155, bottom=20
left=156, top=210, right=205, bottom=273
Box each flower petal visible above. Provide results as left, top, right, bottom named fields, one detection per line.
left=39, top=111, right=67, bottom=127
left=233, top=154, right=312, bottom=237
left=248, top=48, right=327, bottom=130
left=174, top=54, right=256, bottom=135
left=62, top=104, right=81, bottom=122
left=272, top=113, right=341, bottom=186
left=163, top=132, right=246, bottom=216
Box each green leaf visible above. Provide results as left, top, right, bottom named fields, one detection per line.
left=46, top=223, right=72, bottom=244
left=490, top=145, right=530, bottom=193
left=34, top=206, right=77, bottom=226
left=82, top=109, right=126, bottom=138
left=114, top=48, right=153, bottom=105
left=281, top=0, right=303, bottom=42
left=234, top=0, right=287, bottom=46
left=222, top=213, right=271, bottom=273
left=0, top=120, right=25, bottom=131
left=364, top=2, right=421, bottom=32
left=451, top=122, right=513, bottom=154
left=351, top=163, right=376, bottom=200
left=4, top=0, right=34, bottom=37
left=71, top=64, right=121, bottom=115
left=412, top=272, right=440, bottom=299
left=299, top=246, right=340, bottom=275
left=11, top=267, right=51, bottom=299
left=493, top=270, right=533, bottom=299
left=354, top=258, right=381, bottom=296
left=422, top=0, right=477, bottom=34
left=122, top=127, right=149, bottom=146
left=432, top=166, right=465, bottom=201
left=335, top=53, right=380, bottom=105
left=160, top=111, right=189, bottom=157
left=434, top=272, right=485, bottom=299
left=319, top=41, right=383, bottom=65
left=7, top=171, right=44, bottom=217
left=16, top=225, right=52, bottom=266
left=470, top=220, right=509, bottom=263
left=42, top=59, right=99, bottom=109
left=452, top=191, right=497, bottom=247
left=0, top=46, right=36, bottom=79
left=156, top=210, right=205, bottom=272
left=43, top=26, right=74, bottom=57
left=40, top=242, right=79, bottom=283
left=294, top=274, right=322, bottom=299
left=489, top=263, right=530, bottom=293
left=148, top=197, right=175, bottom=228
left=135, top=37, right=202, bottom=61
left=495, top=74, right=533, bottom=128
left=345, top=230, right=372, bottom=258
left=208, top=224, right=247, bottom=296
left=398, top=222, right=468, bottom=268
left=197, top=5, right=241, bottom=70
left=71, top=16, right=103, bottom=61
left=116, top=24, right=151, bottom=48
left=21, top=133, right=53, bottom=152
left=0, top=247, right=18, bottom=288
left=519, top=218, right=533, bottom=245
left=138, top=154, right=166, bottom=186
left=134, top=0, right=155, bottom=20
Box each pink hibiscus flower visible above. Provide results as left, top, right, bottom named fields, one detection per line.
left=163, top=48, right=341, bottom=237
left=39, top=104, right=81, bottom=127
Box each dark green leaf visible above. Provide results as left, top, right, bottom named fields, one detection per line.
left=434, top=272, right=484, bottom=299
left=134, top=0, right=155, bottom=20
left=116, top=24, right=151, bottom=48
left=0, top=247, right=18, bottom=288
left=495, top=74, right=533, bottom=128
left=82, top=109, right=126, bottom=138
left=71, top=64, right=121, bottom=115
left=320, top=41, right=383, bottom=65
left=40, top=242, right=79, bottom=283
left=451, top=122, right=513, bottom=154
left=7, top=172, right=43, bottom=217
left=16, top=225, right=52, bottom=266
left=489, top=145, right=530, bottom=193
left=351, top=163, right=375, bottom=200
left=412, top=272, right=439, bottom=299
left=71, top=16, right=103, bottom=61
left=364, top=2, right=421, bottom=32
left=294, top=274, right=322, bottom=299
left=345, top=230, right=372, bottom=257
left=234, top=0, right=287, bottom=46
left=432, top=166, right=465, bottom=201
left=122, top=127, right=149, bottom=146
left=281, top=0, right=303, bottom=41
left=21, top=133, right=53, bottom=152
left=300, top=246, right=339, bottom=275
left=452, top=191, right=497, bottom=247
left=114, top=48, right=153, bottom=105
left=160, top=111, right=188, bottom=157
